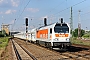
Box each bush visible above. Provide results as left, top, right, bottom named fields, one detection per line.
left=0, top=34, right=4, bottom=37
left=0, top=37, right=9, bottom=48
left=83, top=33, right=90, bottom=38
left=0, top=31, right=9, bottom=37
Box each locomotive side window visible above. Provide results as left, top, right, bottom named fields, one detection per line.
left=50, top=28, right=52, bottom=34
left=54, top=24, right=69, bottom=33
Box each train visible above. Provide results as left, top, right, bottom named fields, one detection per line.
left=14, top=18, right=71, bottom=49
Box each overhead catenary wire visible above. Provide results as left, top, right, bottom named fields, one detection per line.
left=11, top=0, right=25, bottom=31
left=47, top=0, right=66, bottom=14
left=17, top=0, right=31, bottom=20
left=53, top=0, right=87, bottom=16
left=46, top=0, right=88, bottom=31
left=47, top=0, right=87, bottom=19
left=14, top=0, right=89, bottom=31
left=15, top=0, right=25, bottom=19
left=12, top=0, right=31, bottom=31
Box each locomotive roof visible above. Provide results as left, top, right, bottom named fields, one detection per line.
left=37, top=22, right=67, bottom=29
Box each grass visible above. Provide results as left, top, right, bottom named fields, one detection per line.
left=0, top=37, right=9, bottom=56
left=0, top=37, right=9, bottom=48
left=70, top=37, right=90, bottom=46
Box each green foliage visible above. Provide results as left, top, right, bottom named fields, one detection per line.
left=0, top=33, right=4, bottom=37
left=0, top=37, right=9, bottom=48
left=0, top=30, right=9, bottom=37
left=72, top=28, right=85, bottom=37
left=70, top=37, right=90, bottom=46
left=71, top=37, right=77, bottom=40
left=72, top=28, right=78, bottom=37
left=81, top=29, right=85, bottom=37
left=83, top=33, right=90, bottom=38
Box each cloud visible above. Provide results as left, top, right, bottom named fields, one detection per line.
left=11, top=0, right=19, bottom=7
left=5, top=9, right=16, bottom=14
left=0, top=0, right=4, bottom=3
left=0, top=0, right=19, bottom=8
left=27, top=8, right=39, bottom=13
left=0, top=12, right=3, bottom=14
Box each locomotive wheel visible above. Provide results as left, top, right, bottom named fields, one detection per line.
left=45, top=42, right=49, bottom=48
left=36, top=40, right=40, bottom=45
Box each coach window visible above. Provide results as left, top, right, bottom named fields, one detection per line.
left=50, top=28, right=52, bottom=34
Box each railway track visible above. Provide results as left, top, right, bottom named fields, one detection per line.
left=12, top=39, right=37, bottom=60
left=13, top=38, right=90, bottom=60
left=58, top=45, right=90, bottom=60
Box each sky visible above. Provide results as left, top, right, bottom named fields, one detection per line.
left=0, top=0, right=90, bottom=31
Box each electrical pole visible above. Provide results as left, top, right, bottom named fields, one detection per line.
left=70, top=7, right=73, bottom=37
left=78, top=10, right=81, bottom=38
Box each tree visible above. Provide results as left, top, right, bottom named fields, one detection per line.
left=81, top=29, right=85, bottom=37
left=0, top=31, right=4, bottom=37
left=72, top=28, right=85, bottom=37
left=0, top=30, right=9, bottom=37
left=72, top=28, right=78, bottom=37
left=83, top=31, right=90, bottom=38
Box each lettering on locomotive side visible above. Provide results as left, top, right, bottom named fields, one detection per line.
left=36, top=29, right=48, bottom=39
left=55, top=34, right=68, bottom=37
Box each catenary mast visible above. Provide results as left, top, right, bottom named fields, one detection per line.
left=70, top=7, right=73, bottom=36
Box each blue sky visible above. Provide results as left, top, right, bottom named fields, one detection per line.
left=0, top=0, right=90, bottom=31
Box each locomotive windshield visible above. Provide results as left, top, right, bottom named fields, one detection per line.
left=54, top=23, right=69, bottom=33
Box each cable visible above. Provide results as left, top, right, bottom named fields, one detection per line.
left=17, top=0, right=31, bottom=20
left=72, top=0, right=86, bottom=7
left=52, top=0, right=87, bottom=16
left=15, top=0, right=25, bottom=19
left=47, top=0, right=66, bottom=14
left=13, top=0, right=31, bottom=31
left=47, top=0, right=87, bottom=22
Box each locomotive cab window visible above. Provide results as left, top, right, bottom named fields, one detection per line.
left=54, top=23, right=69, bottom=33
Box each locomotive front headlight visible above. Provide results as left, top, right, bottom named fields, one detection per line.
left=66, top=38, right=70, bottom=41
left=54, top=38, right=59, bottom=41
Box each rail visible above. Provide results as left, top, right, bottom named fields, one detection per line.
left=11, top=39, right=37, bottom=60
left=12, top=39, right=22, bottom=60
